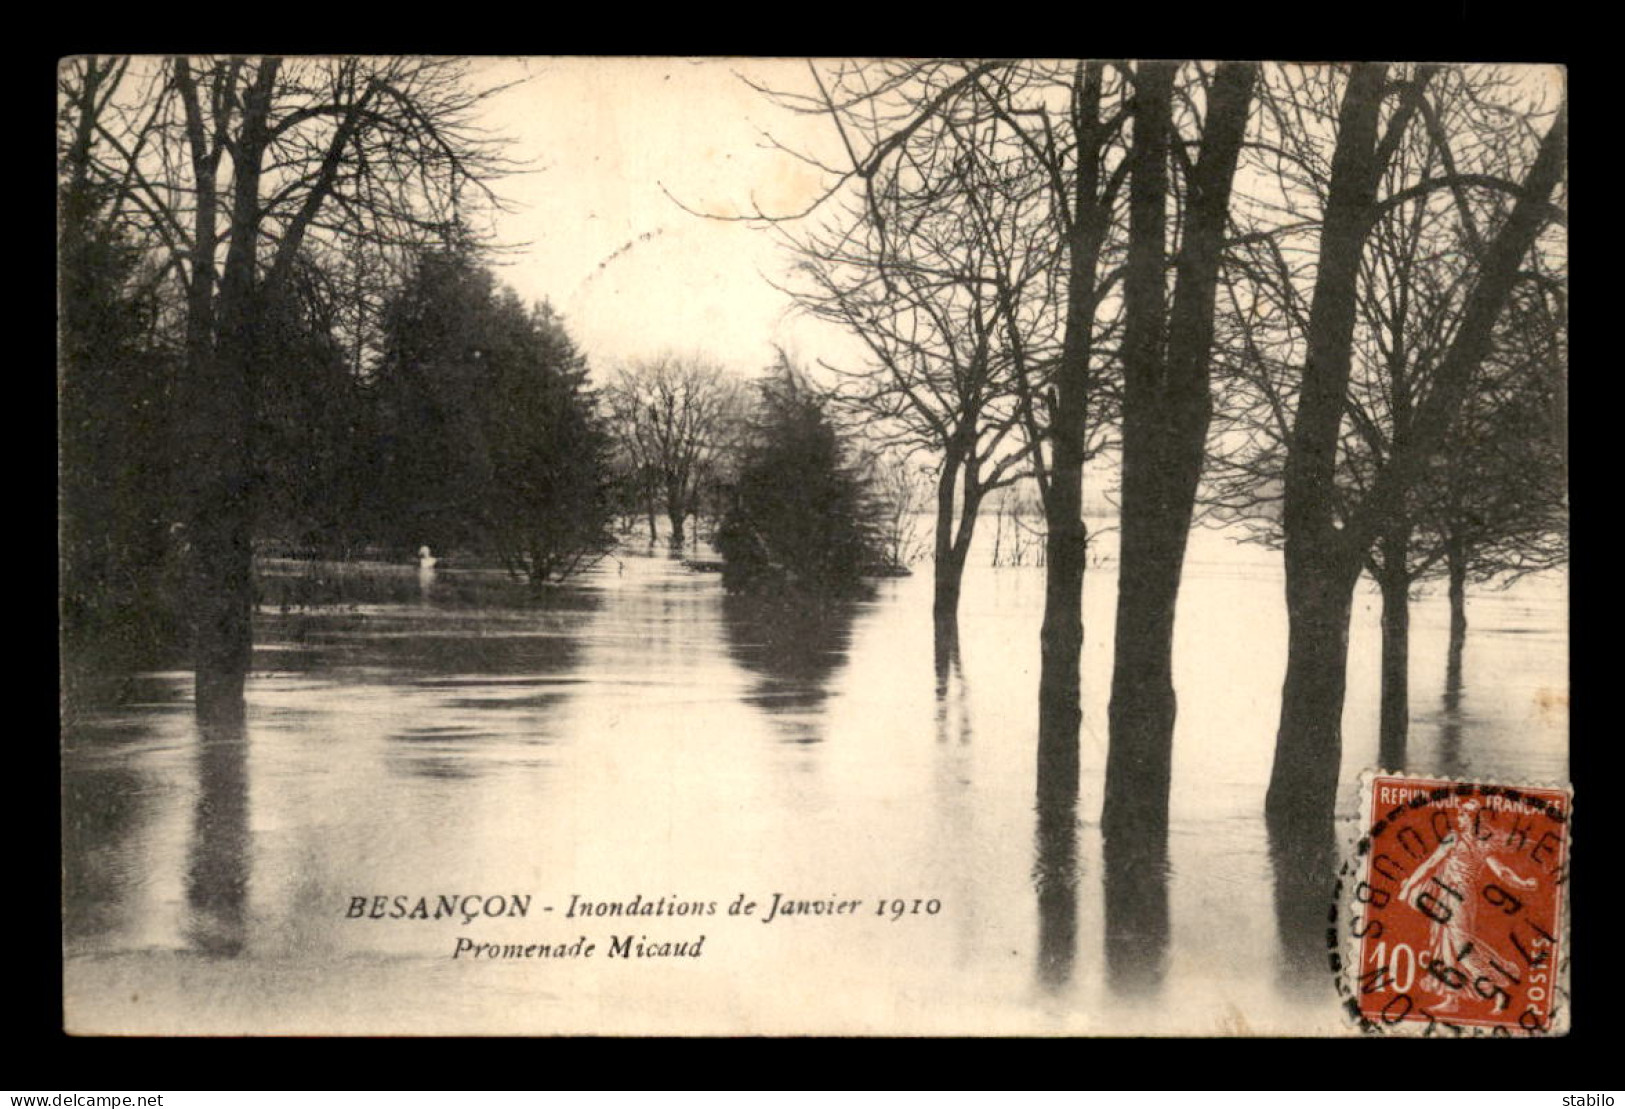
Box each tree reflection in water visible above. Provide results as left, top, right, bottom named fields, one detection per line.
left=720, top=589, right=864, bottom=744
left=62, top=762, right=148, bottom=944
left=186, top=714, right=250, bottom=956
left=1033, top=670, right=1085, bottom=993
left=1033, top=783, right=1079, bottom=991
left=1102, top=828, right=1171, bottom=996
left=933, top=624, right=971, bottom=747
left=1437, top=634, right=1467, bottom=778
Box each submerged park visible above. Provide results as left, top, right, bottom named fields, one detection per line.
left=60, top=59, right=1566, bottom=1035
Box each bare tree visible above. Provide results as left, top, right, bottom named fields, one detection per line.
left=1240, top=64, right=1567, bottom=826
left=1413, top=270, right=1567, bottom=703
left=869, top=452, right=933, bottom=572
left=776, top=94, right=1053, bottom=646
left=59, top=58, right=183, bottom=682
left=759, top=61, right=1267, bottom=847
left=1210, top=72, right=1483, bottom=769
left=604, top=354, right=745, bottom=550
left=1099, top=61, right=1256, bottom=840
left=782, top=61, right=1129, bottom=788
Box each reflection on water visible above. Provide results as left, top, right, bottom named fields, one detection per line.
left=1436, top=634, right=1467, bottom=779
left=1033, top=788, right=1079, bottom=992
left=62, top=533, right=1566, bottom=1035
left=186, top=716, right=249, bottom=956
left=62, top=762, right=147, bottom=944
left=933, top=629, right=971, bottom=747
left=1266, top=817, right=1340, bottom=1002
left=1102, top=831, right=1171, bottom=997
left=720, top=589, right=862, bottom=745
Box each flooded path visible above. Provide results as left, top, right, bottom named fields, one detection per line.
left=62, top=530, right=1567, bottom=1034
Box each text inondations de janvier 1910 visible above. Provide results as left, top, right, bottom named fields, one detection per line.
left=344, top=890, right=946, bottom=959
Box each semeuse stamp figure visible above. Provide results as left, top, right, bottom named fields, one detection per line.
left=1397, top=798, right=1539, bottom=1015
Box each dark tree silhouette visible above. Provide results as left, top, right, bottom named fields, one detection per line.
left=762, top=61, right=1266, bottom=838
left=749, top=61, right=1128, bottom=802
left=715, top=355, right=885, bottom=598
left=1417, top=277, right=1567, bottom=661
left=64, top=56, right=512, bottom=722
left=1205, top=71, right=1547, bottom=770
left=1259, top=65, right=1566, bottom=827
left=485, top=304, right=619, bottom=586
left=776, top=96, right=1048, bottom=649
left=1101, top=61, right=1256, bottom=841
left=251, top=256, right=375, bottom=558
left=59, top=58, right=183, bottom=682
left=372, top=251, right=616, bottom=585
left=604, top=354, right=744, bottom=549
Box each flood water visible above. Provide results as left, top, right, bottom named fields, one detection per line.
left=61, top=523, right=1567, bottom=1035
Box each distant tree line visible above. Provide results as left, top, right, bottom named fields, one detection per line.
left=59, top=56, right=532, bottom=720
left=58, top=55, right=898, bottom=714
left=62, top=228, right=620, bottom=628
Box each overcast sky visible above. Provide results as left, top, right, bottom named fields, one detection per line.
left=470, top=57, right=862, bottom=383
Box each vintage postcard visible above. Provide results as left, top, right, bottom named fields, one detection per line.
left=59, top=57, right=1568, bottom=1035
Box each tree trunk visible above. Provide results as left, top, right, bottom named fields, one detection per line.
left=668, top=509, right=686, bottom=549
left=933, top=550, right=966, bottom=623
left=1267, top=548, right=1361, bottom=827
left=189, top=257, right=255, bottom=724
left=1034, top=775, right=1079, bottom=991
left=188, top=68, right=276, bottom=726
left=1037, top=507, right=1087, bottom=797
left=934, top=447, right=984, bottom=653
left=1269, top=73, right=1565, bottom=827
left=1447, top=535, right=1468, bottom=654
left=1104, top=509, right=1186, bottom=829
left=1440, top=592, right=1466, bottom=777
left=933, top=615, right=961, bottom=701
left=1033, top=63, right=1110, bottom=807
left=1104, top=61, right=1178, bottom=838
left=1266, top=813, right=1339, bottom=997
left=1103, top=821, right=1170, bottom=994
left=931, top=445, right=965, bottom=632
left=186, top=714, right=249, bottom=955
left=1103, top=61, right=1254, bottom=841
left=1377, top=526, right=1411, bottom=771
left=1038, top=248, right=1089, bottom=797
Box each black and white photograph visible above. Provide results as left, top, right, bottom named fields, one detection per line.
left=58, top=57, right=1569, bottom=1036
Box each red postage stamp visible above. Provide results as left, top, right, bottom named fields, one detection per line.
left=1341, top=773, right=1572, bottom=1035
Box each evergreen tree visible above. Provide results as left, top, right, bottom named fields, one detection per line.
left=372, top=250, right=499, bottom=554
left=716, top=357, right=884, bottom=597
left=371, top=251, right=615, bottom=583
left=251, top=258, right=372, bottom=557
left=484, top=297, right=619, bottom=584
left=59, top=63, right=181, bottom=671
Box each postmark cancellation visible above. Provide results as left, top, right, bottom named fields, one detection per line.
left=1335, top=771, right=1572, bottom=1036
